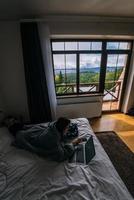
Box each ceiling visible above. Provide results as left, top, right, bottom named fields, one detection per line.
left=1, top=0, right=134, bottom=20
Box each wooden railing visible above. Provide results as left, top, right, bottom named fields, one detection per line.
left=103, top=80, right=122, bottom=101
left=56, top=80, right=122, bottom=101
left=56, top=82, right=99, bottom=93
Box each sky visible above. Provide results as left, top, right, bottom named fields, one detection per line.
left=52, top=42, right=128, bottom=69
left=53, top=54, right=127, bottom=69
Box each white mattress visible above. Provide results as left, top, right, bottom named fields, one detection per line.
left=0, top=118, right=133, bottom=200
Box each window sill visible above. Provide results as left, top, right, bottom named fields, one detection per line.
left=57, top=93, right=104, bottom=99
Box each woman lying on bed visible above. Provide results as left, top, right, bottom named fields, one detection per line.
left=6, top=117, right=81, bottom=162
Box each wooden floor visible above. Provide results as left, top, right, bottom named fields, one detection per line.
left=90, top=113, right=134, bottom=153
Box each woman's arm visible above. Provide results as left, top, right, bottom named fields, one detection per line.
left=54, top=143, right=75, bottom=162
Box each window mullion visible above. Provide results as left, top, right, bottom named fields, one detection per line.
left=99, top=41, right=107, bottom=93
left=76, top=53, right=79, bottom=94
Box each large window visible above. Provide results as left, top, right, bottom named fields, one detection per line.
left=51, top=40, right=132, bottom=96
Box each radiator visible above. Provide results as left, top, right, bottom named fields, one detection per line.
left=56, top=101, right=102, bottom=119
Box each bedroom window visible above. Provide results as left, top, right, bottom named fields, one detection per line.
left=51, top=40, right=132, bottom=97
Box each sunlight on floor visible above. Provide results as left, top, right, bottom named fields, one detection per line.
left=117, top=131, right=134, bottom=153
left=110, top=113, right=134, bottom=126
left=90, top=113, right=134, bottom=153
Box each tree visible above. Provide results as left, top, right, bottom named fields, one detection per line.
left=55, top=71, right=63, bottom=84
left=59, top=71, right=63, bottom=84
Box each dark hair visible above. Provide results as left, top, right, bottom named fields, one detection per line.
left=55, top=117, right=70, bottom=134
left=8, top=122, right=24, bottom=137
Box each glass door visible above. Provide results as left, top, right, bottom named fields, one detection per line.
left=102, top=54, right=128, bottom=111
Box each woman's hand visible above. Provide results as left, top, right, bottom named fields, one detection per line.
left=72, top=138, right=83, bottom=145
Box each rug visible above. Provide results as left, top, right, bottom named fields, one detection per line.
left=95, top=131, right=134, bottom=198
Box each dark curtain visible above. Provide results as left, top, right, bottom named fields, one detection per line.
left=20, top=22, right=52, bottom=123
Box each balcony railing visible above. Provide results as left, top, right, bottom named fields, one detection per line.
left=103, top=80, right=122, bottom=101
left=56, top=80, right=122, bottom=101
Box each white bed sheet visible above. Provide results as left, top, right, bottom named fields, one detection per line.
left=0, top=118, right=133, bottom=200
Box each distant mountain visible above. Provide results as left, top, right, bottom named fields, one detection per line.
left=55, top=66, right=123, bottom=74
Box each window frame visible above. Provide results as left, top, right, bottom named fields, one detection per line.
left=51, top=39, right=132, bottom=97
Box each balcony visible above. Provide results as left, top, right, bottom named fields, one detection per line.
left=56, top=80, right=122, bottom=111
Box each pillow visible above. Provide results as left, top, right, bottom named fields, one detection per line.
left=0, top=127, right=14, bottom=152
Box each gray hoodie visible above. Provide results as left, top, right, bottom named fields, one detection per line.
left=15, top=122, right=75, bottom=162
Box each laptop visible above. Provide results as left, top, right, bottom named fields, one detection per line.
left=70, top=135, right=95, bottom=164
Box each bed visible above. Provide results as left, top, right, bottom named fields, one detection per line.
left=0, top=118, right=133, bottom=200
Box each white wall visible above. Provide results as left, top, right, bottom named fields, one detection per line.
left=48, top=16, right=134, bottom=37
left=0, top=22, right=29, bottom=121
left=122, top=45, right=134, bottom=113
left=127, top=78, right=134, bottom=110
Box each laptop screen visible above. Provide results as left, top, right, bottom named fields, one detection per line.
left=85, top=136, right=95, bottom=164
